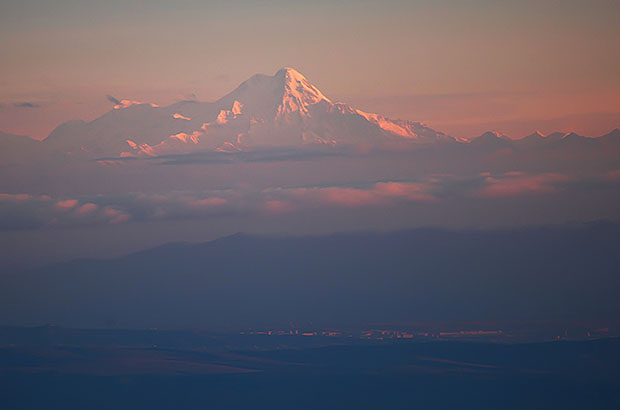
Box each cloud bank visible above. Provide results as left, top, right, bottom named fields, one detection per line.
left=2, top=171, right=618, bottom=231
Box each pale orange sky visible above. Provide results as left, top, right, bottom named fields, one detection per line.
left=1, top=0, right=619, bottom=139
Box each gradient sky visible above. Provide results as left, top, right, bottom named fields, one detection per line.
left=1, top=0, right=620, bottom=270
left=2, top=0, right=620, bottom=139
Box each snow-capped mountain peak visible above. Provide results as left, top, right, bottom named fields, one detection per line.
left=41, top=67, right=452, bottom=157
left=275, top=66, right=331, bottom=109
left=471, top=131, right=510, bottom=143
left=215, top=67, right=330, bottom=120
left=526, top=130, right=545, bottom=139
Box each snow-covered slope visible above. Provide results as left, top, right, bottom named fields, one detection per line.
left=37, top=67, right=619, bottom=160
left=42, top=68, right=452, bottom=158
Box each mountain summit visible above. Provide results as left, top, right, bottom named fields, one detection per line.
left=42, top=68, right=451, bottom=157
left=19, top=68, right=620, bottom=160
left=217, top=67, right=331, bottom=118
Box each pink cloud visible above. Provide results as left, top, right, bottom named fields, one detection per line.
left=96, top=160, right=124, bottom=167
left=188, top=197, right=228, bottom=207
left=55, top=199, right=78, bottom=210
left=102, top=207, right=131, bottom=224
left=0, top=193, right=31, bottom=201
left=608, top=170, right=620, bottom=180
left=283, top=181, right=434, bottom=208
left=75, top=203, right=98, bottom=215
left=479, top=173, right=568, bottom=198
left=373, top=182, right=435, bottom=201
left=286, top=186, right=373, bottom=207
left=263, top=200, right=295, bottom=214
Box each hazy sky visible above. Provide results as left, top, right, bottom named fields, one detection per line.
left=2, top=0, right=620, bottom=139
left=1, top=0, right=620, bottom=270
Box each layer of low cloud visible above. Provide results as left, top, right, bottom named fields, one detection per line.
left=2, top=171, right=617, bottom=232
left=478, top=172, right=569, bottom=198
left=96, top=146, right=352, bottom=166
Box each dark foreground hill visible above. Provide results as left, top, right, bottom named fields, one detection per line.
left=1, top=223, right=619, bottom=328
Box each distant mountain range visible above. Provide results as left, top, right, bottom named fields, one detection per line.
left=1, top=68, right=619, bottom=161
left=2, top=224, right=619, bottom=328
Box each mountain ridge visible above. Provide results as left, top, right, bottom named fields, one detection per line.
left=2, top=68, right=618, bottom=161
left=2, top=224, right=619, bottom=328
left=38, top=68, right=454, bottom=157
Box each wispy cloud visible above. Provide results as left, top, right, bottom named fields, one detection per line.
left=55, top=199, right=78, bottom=210
left=96, top=146, right=351, bottom=165
left=478, top=172, right=569, bottom=198
left=264, top=181, right=435, bottom=212
left=0, top=193, right=32, bottom=201
left=1, top=171, right=617, bottom=231
left=13, top=102, right=40, bottom=108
